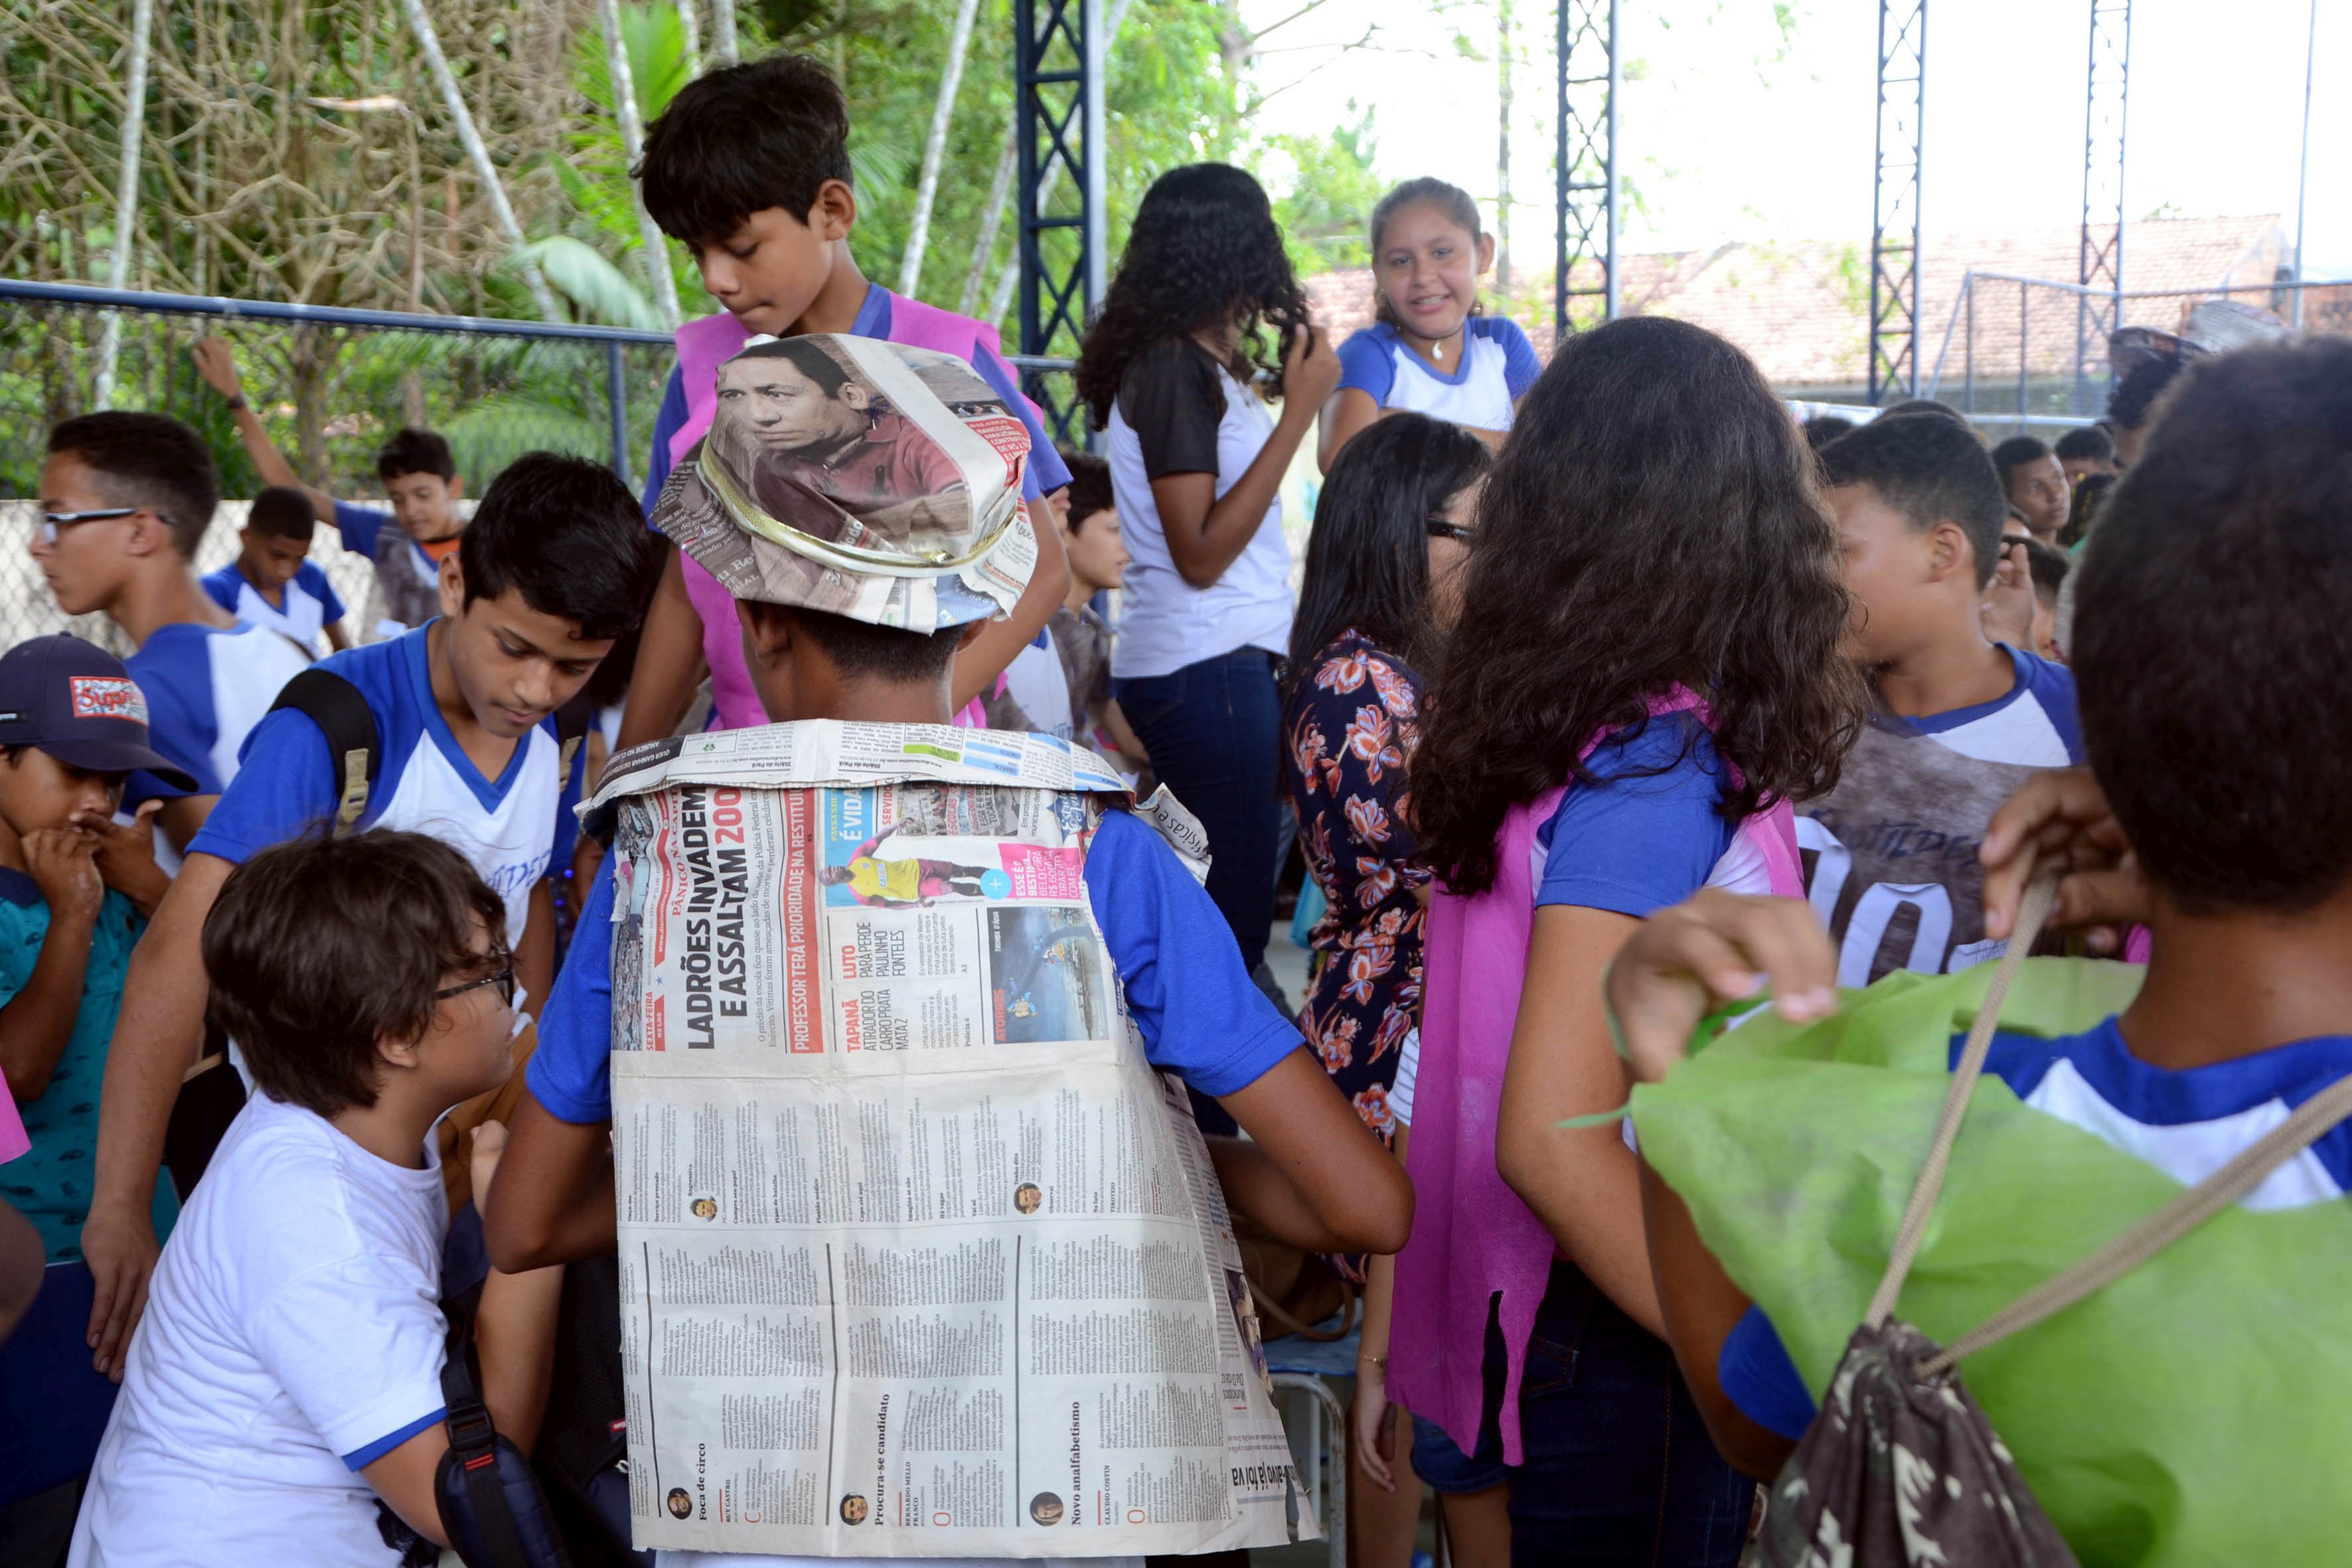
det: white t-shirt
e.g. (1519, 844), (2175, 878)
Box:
(1103, 338), (1293, 680)
(70, 1095), (449, 1568)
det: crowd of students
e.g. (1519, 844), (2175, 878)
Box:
(0, 42), (2344, 1568)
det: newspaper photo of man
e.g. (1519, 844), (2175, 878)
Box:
(1030, 1493), (1066, 1527)
(666, 1490), (693, 1520)
(714, 337), (970, 536)
(839, 1494), (870, 1525)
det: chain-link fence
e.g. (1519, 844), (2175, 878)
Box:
(1924, 273), (2351, 423)
(0, 279), (1078, 654)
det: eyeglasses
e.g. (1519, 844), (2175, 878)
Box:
(435, 966), (516, 1008)
(1426, 518), (1477, 544)
(36, 507), (140, 547)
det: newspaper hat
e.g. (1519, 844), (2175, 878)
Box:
(652, 333), (1039, 632)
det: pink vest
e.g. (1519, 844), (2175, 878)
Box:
(666, 297), (1020, 731)
(0, 1070), (25, 1166)
(1387, 691), (1804, 1465)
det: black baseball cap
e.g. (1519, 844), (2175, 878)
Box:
(0, 635), (197, 793)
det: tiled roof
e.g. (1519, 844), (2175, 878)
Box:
(1302, 214), (2292, 391)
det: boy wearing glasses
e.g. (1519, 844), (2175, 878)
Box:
(68, 830), (563, 1567)
(35, 413), (313, 857)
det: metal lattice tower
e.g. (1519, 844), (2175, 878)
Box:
(1868, 0), (1926, 405)
(2075, 0), (2131, 412)
(1553, 0), (1619, 338)
(1015, 0), (1102, 446)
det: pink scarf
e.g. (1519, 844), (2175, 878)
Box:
(1387, 690), (1803, 1465)
(666, 297), (1020, 731)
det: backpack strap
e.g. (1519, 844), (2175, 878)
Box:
(552, 690), (595, 795)
(268, 668), (380, 834)
(1922, 1065), (2352, 1375)
(436, 1318), (546, 1568)
(1864, 876), (2059, 1328)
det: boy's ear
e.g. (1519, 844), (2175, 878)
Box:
(809, 179), (857, 243)
(376, 1027), (425, 1073)
(1926, 520), (1973, 585)
(954, 620), (989, 653)
(123, 510), (174, 561)
(437, 550), (467, 620)
(738, 599), (795, 665)
(445, 474), (465, 501)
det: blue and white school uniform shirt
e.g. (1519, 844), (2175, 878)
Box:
(188, 625), (583, 947)
(1798, 647), (2082, 984)
(1718, 1019), (2352, 1441)
(1535, 714), (1778, 917)
(122, 621), (313, 810)
(200, 560), (347, 654)
(1335, 317), (1541, 434)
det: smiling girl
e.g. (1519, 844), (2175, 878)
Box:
(1320, 179), (1541, 471)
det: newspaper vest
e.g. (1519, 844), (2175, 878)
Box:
(585, 720), (1312, 1558)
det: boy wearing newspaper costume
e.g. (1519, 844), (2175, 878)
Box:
(489, 336), (1411, 1563)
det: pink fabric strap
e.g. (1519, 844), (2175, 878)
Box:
(0, 1068), (27, 1166)
(665, 301), (1000, 732)
(1388, 690), (1800, 1464)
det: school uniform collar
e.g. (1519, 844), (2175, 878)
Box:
(402, 621), (542, 813)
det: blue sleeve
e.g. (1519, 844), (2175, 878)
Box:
(299, 560), (347, 624)
(1719, 1304), (1816, 1441)
(1534, 716), (1735, 915)
(1486, 317), (1542, 399)
(643, 364), (689, 514)
(182, 708), (343, 865)
(332, 501), (388, 559)
(2023, 653), (2083, 763)
(968, 339), (1072, 501)
(1084, 809), (1302, 1095)
(527, 852), (615, 1125)
(198, 565), (241, 616)
(125, 640), (224, 802)
(1336, 329), (1397, 405)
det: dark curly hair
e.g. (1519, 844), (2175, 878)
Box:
(2072, 338), (2352, 915)
(1411, 316), (1866, 894)
(1075, 163), (1309, 428)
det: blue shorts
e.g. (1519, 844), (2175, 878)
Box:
(1411, 1411), (1507, 1496)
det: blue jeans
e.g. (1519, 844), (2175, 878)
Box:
(1508, 1259), (1752, 1567)
(1113, 650), (1283, 979)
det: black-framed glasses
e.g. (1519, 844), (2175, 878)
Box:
(36, 507), (139, 547)
(1427, 518), (1476, 544)
(435, 966), (516, 1008)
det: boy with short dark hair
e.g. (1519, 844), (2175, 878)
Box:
(1612, 338), (2352, 1558)
(615, 50), (1071, 749)
(1800, 416), (2080, 984)
(2051, 422), (2116, 485)
(486, 342), (1409, 1356)
(192, 337), (467, 635)
(35, 412), (313, 856)
(1991, 433), (2070, 543)
(70, 830), (562, 1567)
(78, 453), (659, 1378)
(0, 636), (189, 1556)
(199, 485), (352, 654)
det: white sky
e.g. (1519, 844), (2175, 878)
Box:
(1241, 0), (2351, 278)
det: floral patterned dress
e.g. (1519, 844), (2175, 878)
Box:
(1281, 629), (1429, 1151)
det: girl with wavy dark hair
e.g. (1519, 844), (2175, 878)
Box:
(1074, 163), (1340, 1004)
(1387, 315), (1865, 1566)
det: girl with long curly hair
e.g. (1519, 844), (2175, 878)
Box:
(1387, 315), (1865, 1566)
(1074, 163), (1340, 1016)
